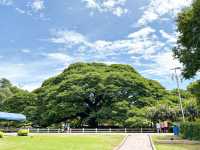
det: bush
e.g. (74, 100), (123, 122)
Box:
(17, 129), (29, 136)
(0, 131), (4, 138)
(180, 122), (200, 140)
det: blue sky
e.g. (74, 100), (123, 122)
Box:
(0, 0), (197, 91)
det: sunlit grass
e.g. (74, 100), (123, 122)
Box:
(0, 135), (124, 150)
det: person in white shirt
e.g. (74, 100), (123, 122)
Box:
(156, 122), (161, 133)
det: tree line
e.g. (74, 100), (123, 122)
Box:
(0, 63), (199, 128)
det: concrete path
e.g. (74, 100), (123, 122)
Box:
(118, 134), (153, 150)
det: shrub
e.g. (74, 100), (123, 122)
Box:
(0, 131), (4, 138)
(17, 129), (29, 136)
(180, 122), (200, 140)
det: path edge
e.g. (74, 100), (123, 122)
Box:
(149, 135), (156, 150)
(113, 134), (130, 150)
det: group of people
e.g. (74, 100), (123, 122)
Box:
(156, 121), (168, 133)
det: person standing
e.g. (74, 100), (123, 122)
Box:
(156, 122), (161, 133)
(164, 121), (168, 133)
(160, 122), (164, 133)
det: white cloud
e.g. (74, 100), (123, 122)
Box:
(15, 8), (26, 14)
(21, 49), (31, 53)
(22, 82), (42, 91)
(50, 30), (127, 61)
(141, 51), (182, 76)
(0, 0), (13, 6)
(82, 0), (128, 17)
(50, 27), (165, 60)
(128, 27), (155, 39)
(138, 0), (193, 25)
(51, 30), (89, 46)
(31, 0), (45, 12)
(160, 30), (177, 44)
(0, 58), (71, 91)
(48, 27), (184, 83)
(46, 53), (73, 64)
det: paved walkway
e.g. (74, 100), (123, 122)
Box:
(118, 134), (153, 150)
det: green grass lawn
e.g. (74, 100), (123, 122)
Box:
(0, 135), (124, 150)
(153, 135), (200, 150)
(156, 144), (200, 150)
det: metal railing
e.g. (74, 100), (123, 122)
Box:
(1, 128), (156, 133)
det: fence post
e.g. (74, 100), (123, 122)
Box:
(125, 128), (127, 133)
(140, 128), (143, 133)
(48, 128), (49, 133)
(96, 128), (97, 133)
(82, 128), (84, 133)
(37, 128), (39, 133)
(109, 128), (111, 133)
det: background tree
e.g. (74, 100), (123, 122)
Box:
(187, 80), (200, 111)
(173, 0), (200, 78)
(147, 104), (179, 123)
(0, 78), (23, 111)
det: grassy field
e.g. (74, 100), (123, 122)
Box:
(0, 135), (124, 150)
(155, 144), (200, 150)
(153, 135), (200, 150)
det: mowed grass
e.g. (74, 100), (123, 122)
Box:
(156, 144), (200, 150)
(0, 135), (124, 150)
(153, 135), (200, 150)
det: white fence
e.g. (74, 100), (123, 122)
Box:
(2, 128), (156, 133)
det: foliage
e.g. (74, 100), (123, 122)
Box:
(125, 117), (151, 128)
(125, 107), (152, 127)
(0, 63), (199, 128)
(33, 63), (168, 127)
(17, 129), (29, 136)
(183, 98), (199, 121)
(147, 104), (179, 122)
(0, 78), (37, 124)
(0, 131), (3, 138)
(4, 91), (37, 121)
(173, 0), (200, 78)
(180, 122), (200, 140)
(187, 80), (200, 107)
(0, 78), (18, 111)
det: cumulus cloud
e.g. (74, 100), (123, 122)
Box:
(20, 49), (31, 53)
(141, 51), (182, 76)
(160, 30), (177, 44)
(31, 0), (45, 12)
(50, 27), (162, 58)
(82, 0), (128, 17)
(138, 0), (193, 25)
(51, 30), (88, 46)
(49, 27), (183, 80)
(46, 52), (73, 64)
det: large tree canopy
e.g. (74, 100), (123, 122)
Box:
(0, 64), (199, 128)
(33, 63), (168, 127)
(173, 0), (200, 78)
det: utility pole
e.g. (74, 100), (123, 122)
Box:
(171, 67), (185, 122)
